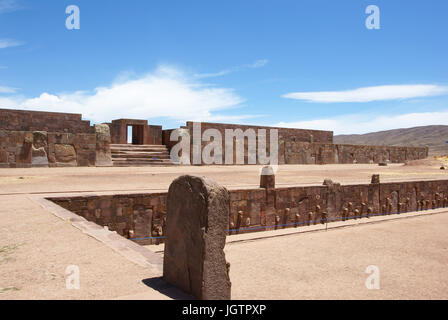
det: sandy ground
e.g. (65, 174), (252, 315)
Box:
(0, 194), (171, 300)
(0, 163), (447, 195)
(226, 211), (448, 299)
(0, 163), (447, 299)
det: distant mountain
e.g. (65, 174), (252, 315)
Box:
(334, 125), (448, 156)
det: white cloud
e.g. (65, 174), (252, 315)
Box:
(0, 85), (16, 93)
(0, 0), (20, 13)
(0, 65), (252, 123)
(283, 84), (448, 103)
(194, 69), (233, 79)
(0, 38), (23, 49)
(194, 59), (268, 79)
(276, 110), (448, 135)
(247, 59), (269, 68)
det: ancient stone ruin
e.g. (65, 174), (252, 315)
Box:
(0, 108), (428, 168)
(163, 175), (231, 300)
(50, 170), (448, 245)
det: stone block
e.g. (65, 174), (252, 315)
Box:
(95, 124), (112, 166)
(260, 166), (275, 189)
(0, 148), (8, 163)
(32, 146), (49, 167)
(163, 175), (231, 300)
(54, 144), (77, 166)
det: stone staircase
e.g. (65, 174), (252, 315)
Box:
(110, 144), (176, 166)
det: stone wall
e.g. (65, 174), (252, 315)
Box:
(163, 122), (428, 165)
(0, 108), (428, 166)
(49, 177), (448, 245)
(284, 142), (428, 164)
(0, 108), (93, 134)
(0, 130), (97, 168)
(186, 122), (334, 144)
(49, 193), (168, 244)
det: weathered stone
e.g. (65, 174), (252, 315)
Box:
(260, 166), (275, 189)
(0, 148), (8, 163)
(32, 146), (49, 167)
(33, 131), (47, 149)
(15, 142), (32, 164)
(95, 124), (112, 167)
(371, 174), (380, 184)
(163, 175), (231, 300)
(54, 144), (77, 166)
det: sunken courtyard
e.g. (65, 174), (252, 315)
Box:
(1, 107), (447, 300)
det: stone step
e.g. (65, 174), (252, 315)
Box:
(112, 153), (170, 159)
(112, 155), (171, 161)
(111, 147), (168, 152)
(111, 151), (170, 156)
(110, 144), (175, 167)
(110, 149), (168, 153)
(111, 144), (167, 148)
(112, 160), (178, 167)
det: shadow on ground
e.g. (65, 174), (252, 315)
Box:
(142, 277), (194, 300)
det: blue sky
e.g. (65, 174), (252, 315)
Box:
(1, 0), (447, 134)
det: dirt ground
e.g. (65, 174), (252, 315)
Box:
(1, 163), (447, 195)
(226, 211), (448, 299)
(0, 163), (447, 299)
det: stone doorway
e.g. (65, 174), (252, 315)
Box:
(127, 125), (144, 145)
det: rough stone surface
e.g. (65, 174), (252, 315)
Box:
(0, 148), (8, 163)
(95, 124), (113, 167)
(32, 131), (47, 148)
(54, 144), (77, 166)
(0, 108), (93, 133)
(172, 121), (428, 165)
(260, 166), (275, 189)
(371, 174), (380, 184)
(163, 175), (231, 300)
(32, 146), (49, 167)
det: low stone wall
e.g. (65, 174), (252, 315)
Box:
(285, 142), (428, 164)
(163, 122), (428, 165)
(49, 193), (168, 244)
(49, 176), (448, 245)
(0, 129), (107, 168)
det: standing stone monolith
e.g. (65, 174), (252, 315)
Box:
(95, 124), (112, 167)
(163, 175), (231, 300)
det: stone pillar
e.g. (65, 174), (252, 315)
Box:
(260, 166), (276, 228)
(260, 165), (275, 189)
(163, 175), (231, 300)
(95, 124), (112, 167)
(323, 179), (341, 220)
(369, 174), (381, 215)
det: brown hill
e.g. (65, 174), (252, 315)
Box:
(334, 125), (448, 156)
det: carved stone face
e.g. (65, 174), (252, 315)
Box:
(33, 131), (48, 149)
